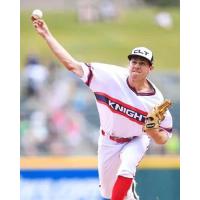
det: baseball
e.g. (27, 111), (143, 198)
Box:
(32, 9), (43, 19)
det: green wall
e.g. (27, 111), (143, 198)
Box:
(136, 169), (180, 200)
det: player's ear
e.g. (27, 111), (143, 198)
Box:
(149, 65), (154, 70)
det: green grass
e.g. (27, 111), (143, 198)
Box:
(20, 7), (179, 71)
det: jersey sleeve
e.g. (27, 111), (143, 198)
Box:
(80, 63), (93, 86)
(80, 62), (128, 92)
(159, 110), (173, 138)
(150, 82), (173, 138)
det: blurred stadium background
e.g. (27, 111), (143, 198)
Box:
(20, 0), (180, 199)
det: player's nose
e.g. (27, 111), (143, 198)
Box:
(133, 62), (141, 69)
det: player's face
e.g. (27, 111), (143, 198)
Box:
(129, 56), (153, 81)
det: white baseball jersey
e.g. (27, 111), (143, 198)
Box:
(80, 62), (173, 199)
(80, 62), (173, 138)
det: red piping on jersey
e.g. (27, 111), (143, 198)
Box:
(95, 92), (148, 115)
(85, 63), (93, 86)
(126, 78), (156, 96)
(160, 126), (173, 133)
(96, 99), (145, 125)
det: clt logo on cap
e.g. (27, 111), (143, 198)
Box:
(133, 49), (150, 56)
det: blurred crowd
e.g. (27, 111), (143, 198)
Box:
(20, 55), (180, 156)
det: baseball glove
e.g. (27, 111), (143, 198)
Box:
(143, 99), (172, 132)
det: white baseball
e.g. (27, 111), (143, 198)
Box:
(32, 9), (43, 19)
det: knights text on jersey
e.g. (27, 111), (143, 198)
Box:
(80, 62), (173, 138)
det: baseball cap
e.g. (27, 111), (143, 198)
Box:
(128, 47), (154, 64)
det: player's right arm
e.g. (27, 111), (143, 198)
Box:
(32, 19), (83, 77)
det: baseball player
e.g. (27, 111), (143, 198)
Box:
(32, 18), (173, 200)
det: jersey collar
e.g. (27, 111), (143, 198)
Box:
(126, 78), (156, 96)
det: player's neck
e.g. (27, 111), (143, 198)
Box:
(128, 77), (151, 93)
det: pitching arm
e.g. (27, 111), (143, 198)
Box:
(32, 19), (83, 77)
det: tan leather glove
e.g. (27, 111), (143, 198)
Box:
(143, 99), (172, 132)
